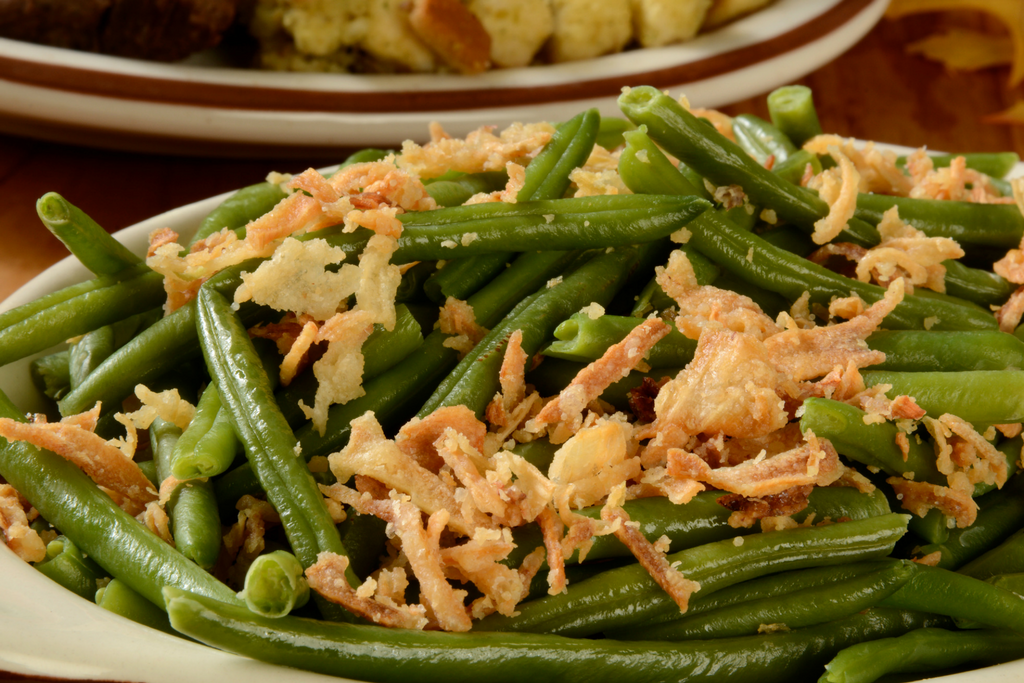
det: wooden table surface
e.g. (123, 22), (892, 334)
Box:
(1, 10), (1022, 302)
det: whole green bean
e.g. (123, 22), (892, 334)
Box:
(423, 171), (508, 207)
(680, 206), (997, 332)
(475, 513), (909, 637)
(383, 194), (711, 262)
(196, 286), (353, 586)
(36, 192), (141, 276)
(151, 416), (223, 570)
(959, 528), (1024, 581)
(0, 264), (165, 369)
(732, 113), (798, 166)
(867, 329), (1024, 371)
(863, 370), (1024, 423)
(165, 587), (936, 683)
(624, 561), (914, 641)
(0, 388), (238, 609)
(819, 627), (1024, 683)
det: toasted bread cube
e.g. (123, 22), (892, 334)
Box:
(468, 0), (554, 68)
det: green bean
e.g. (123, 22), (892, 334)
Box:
(618, 125), (704, 197)
(196, 286), (353, 587)
(766, 84), (823, 147)
(423, 253), (511, 304)
(680, 205), (997, 332)
(959, 528), (1024, 581)
(36, 192), (141, 276)
(238, 549), (310, 618)
(169, 383), (236, 481)
(57, 263), (260, 417)
(151, 416), (222, 570)
(336, 511), (389, 581)
(914, 475), (1024, 569)
(772, 149), (822, 185)
(383, 194), (711, 262)
(863, 370), (1024, 423)
(419, 242), (656, 418)
(394, 260), (437, 303)
(732, 114), (798, 167)
(506, 486), (892, 572)
(619, 86), (879, 246)
(0, 264), (165, 369)
(216, 250), (578, 504)
(757, 224), (815, 256)
(623, 561), (914, 641)
(29, 349), (70, 401)
(629, 244), (720, 316)
(95, 578), (175, 634)
(165, 586), (936, 683)
(854, 193), (1024, 250)
(422, 109), (600, 304)
(879, 563), (1024, 632)
(819, 627), (1024, 683)
(0, 388), (238, 609)
(544, 312), (695, 368)
(35, 535), (107, 601)
(942, 259), (1015, 307)
(596, 116), (635, 150)
(799, 397), (943, 485)
(475, 513), (909, 637)
(275, 304), (424, 428)
(895, 151), (1021, 179)
(867, 329), (1024, 371)
(424, 171), (508, 207)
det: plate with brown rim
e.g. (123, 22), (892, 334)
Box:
(0, 0), (887, 157)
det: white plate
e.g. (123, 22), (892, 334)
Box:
(0, 0), (887, 156)
(3, 148), (1024, 682)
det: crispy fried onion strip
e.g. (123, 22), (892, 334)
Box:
(654, 326), (794, 445)
(438, 297), (488, 356)
(485, 328), (528, 429)
(0, 484), (46, 563)
(529, 318), (670, 441)
(806, 145), (860, 245)
(397, 121), (555, 178)
(657, 249), (780, 341)
(601, 484), (700, 613)
(328, 412), (492, 536)
(0, 413), (157, 516)
(764, 278), (903, 382)
(667, 432), (842, 499)
(854, 209), (963, 293)
(318, 487), (473, 632)
(306, 552), (429, 630)
(440, 527), (527, 619)
(887, 477), (978, 529)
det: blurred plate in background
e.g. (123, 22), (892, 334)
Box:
(0, 0), (886, 157)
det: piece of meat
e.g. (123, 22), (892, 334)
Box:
(0, 0), (239, 62)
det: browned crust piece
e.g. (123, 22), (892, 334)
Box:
(408, 0), (491, 75)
